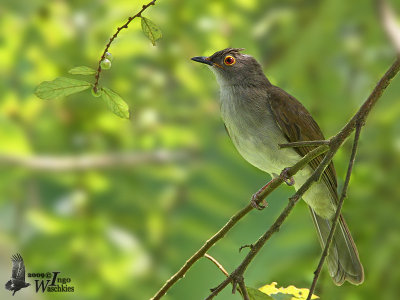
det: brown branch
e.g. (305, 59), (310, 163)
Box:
(205, 58), (400, 299)
(149, 145), (329, 300)
(306, 124), (362, 300)
(279, 140), (330, 148)
(0, 150), (188, 171)
(93, 0), (158, 93)
(205, 151), (331, 299)
(238, 280), (250, 300)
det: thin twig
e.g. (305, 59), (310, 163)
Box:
(204, 254), (229, 277)
(149, 146), (329, 300)
(279, 140), (330, 148)
(306, 124), (362, 300)
(238, 280), (250, 300)
(93, 0), (158, 92)
(204, 254), (249, 300)
(0, 150), (187, 171)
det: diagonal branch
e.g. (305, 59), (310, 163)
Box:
(279, 140), (330, 148)
(205, 59), (400, 300)
(306, 124), (362, 300)
(151, 58), (400, 300)
(205, 150), (331, 299)
(149, 145), (328, 300)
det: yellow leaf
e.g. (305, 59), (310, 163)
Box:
(259, 282), (319, 300)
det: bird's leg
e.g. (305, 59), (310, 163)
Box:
(251, 180), (272, 210)
(280, 168), (295, 186)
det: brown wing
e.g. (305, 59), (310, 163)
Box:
(267, 85), (338, 202)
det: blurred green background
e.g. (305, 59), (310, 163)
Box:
(1, 0), (400, 299)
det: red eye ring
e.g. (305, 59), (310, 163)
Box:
(224, 56), (236, 65)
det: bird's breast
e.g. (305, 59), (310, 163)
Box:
(219, 86), (301, 175)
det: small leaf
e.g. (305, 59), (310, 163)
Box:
(68, 66), (96, 75)
(35, 77), (91, 100)
(101, 87), (130, 119)
(247, 286), (274, 300)
(141, 17), (162, 46)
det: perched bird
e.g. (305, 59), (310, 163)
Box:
(5, 254), (30, 295)
(191, 48), (364, 285)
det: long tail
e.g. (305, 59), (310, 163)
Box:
(309, 208), (364, 285)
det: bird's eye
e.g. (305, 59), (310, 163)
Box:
(224, 56), (236, 66)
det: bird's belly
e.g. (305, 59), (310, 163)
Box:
(224, 113), (299, 175)
(225, 121), (336, 219)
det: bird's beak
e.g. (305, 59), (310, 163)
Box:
(191, 56), (213, 66)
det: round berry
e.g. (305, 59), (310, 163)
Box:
(91, 88), (102, 98)
(101, 58), (112, 70)
(105, 52), (114, 62)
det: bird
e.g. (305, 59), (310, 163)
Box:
(5, 253), (31, 296)
(191, 48), (364, 285)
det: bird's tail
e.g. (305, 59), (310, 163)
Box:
(309, 208), (364, 285)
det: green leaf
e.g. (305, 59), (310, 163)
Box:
(35, 77), (91, 100)
(270, 294), (293, 300)
(247, 286), (274, 300)
(101, 87), (130, 119)
(34, 77), (91, 100)
(141, 17), (162, 46)
(68, 66), (96, 75)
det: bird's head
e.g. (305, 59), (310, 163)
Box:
(191, 48), (269, 87)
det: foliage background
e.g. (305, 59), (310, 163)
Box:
(1, 0), (400, 299)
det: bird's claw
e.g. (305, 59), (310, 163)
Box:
(284, 177), (295, 186)
(251, 193), (268, 210)
(280, 167), (295, 186)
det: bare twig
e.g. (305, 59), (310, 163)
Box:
(93, 0), (158, 92)
(379, 0), (400, 54)
(204, 254), (249, 300)
(204, 254), (229, 277)
(279, 140), (330, 148)
(0, 150), (187, 171)
(306, 124), (362, 300)
(149, 146), (329, 300)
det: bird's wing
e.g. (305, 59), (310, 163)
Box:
(266, 85), (338, 202)
(11, 254), (26, 281)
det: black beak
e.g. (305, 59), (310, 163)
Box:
(191, 56), (213, 66)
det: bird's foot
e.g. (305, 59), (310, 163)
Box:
(251, 182), (271, 210)
(280, 167), (295, 186)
